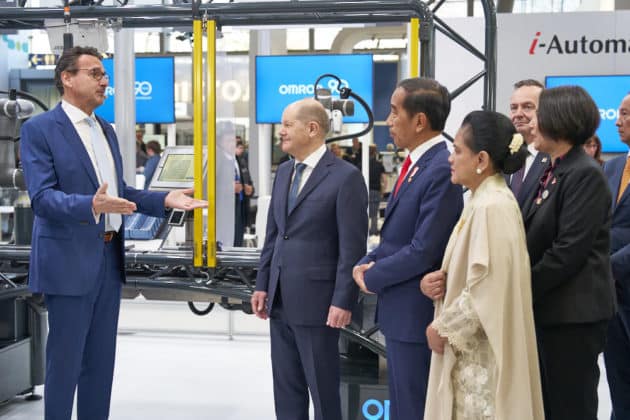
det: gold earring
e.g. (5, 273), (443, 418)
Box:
(476, 168), (482, 175)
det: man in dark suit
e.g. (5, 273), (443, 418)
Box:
(603, 92), (630, 420)
(508, 79), (550, 208)
(20, 46), (207, 420)
(353, 78), (463, 419)
(251, 98), (368, 420)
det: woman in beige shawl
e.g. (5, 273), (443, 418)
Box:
(422, 111), (544, 420)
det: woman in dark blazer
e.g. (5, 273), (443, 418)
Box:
(523, 85), (616, 420)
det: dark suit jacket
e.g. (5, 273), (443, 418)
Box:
(523, 146), (615, 326)
(256, 149), (368, 325)
(20, 103), (168, 296)
(358, 142), (463, 343)
(604, 154), (630, 305)
(512, 151), (550, 210)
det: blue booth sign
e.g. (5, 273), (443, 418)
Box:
(545, 74), (630, 153)
(255, 54), (374, 124)
(97, 56), (175, 124)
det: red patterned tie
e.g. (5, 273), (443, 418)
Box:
(394, 156), (412, 197)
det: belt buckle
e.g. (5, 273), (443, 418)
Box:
(103, 231), (115, 242)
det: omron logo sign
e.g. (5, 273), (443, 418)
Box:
(529, 31), (630, 55)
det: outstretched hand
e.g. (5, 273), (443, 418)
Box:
(92, 182), (137, 215)
(164, 188), (208, 211)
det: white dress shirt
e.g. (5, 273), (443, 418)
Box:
(292, 143), (327, 194)
(61, 100), (120, 227)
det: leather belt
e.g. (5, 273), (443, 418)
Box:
(103, 231), (117, 242)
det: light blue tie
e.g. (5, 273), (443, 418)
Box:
(288, 163), (306, 213)
(86, 117), (121, 232)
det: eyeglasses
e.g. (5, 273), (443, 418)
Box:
(74, 68), (109, 81)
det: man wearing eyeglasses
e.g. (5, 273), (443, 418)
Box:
(20, 46), (207, 420)
(508, 79), (550, 209)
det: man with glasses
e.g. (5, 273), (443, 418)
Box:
(20, 46), (207, 420)
(508, 79), (550, 209)
(603, 92), (630, 420)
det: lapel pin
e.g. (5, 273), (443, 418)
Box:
(536, 198), (542, 205)
(542, 190), (549, 200)
(551, 177), (557, 185)
(407, 166), (419, 183)
(542, 157), (548, 163)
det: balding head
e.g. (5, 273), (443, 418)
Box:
(279, 99), (330, 161)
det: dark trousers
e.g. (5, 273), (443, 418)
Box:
(269, 304), (342, 420)
(368, 189), (381, 236)
(536, 321), (609, 420)
(604, 305), (630, 420)
(385, 338), (431, 420)
(44, 239), (123, 420)
(234, 195), (245, 247)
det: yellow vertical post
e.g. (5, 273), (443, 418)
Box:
(206, 20), (217, 268)
(192, 18), (203, 267)
(409, 17), (420, 78)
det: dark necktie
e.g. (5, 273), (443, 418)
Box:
(510, 164), (526, 197)
(393, 156), (412, 197)
(288, 163), (307, 212)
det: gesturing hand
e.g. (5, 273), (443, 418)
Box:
(164, 188), (208, 211)
(92, 182), (137, 215)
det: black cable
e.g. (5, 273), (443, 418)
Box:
(311, 73), (375, 144)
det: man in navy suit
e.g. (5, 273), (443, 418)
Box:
(251, 98), (368, 420)
(603, 92), (630, 420)
(508, 79), (550, 208)
(353, 78), (463, 419)
(20, 46), (207, 420)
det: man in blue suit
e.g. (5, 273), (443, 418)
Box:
(507, 79), (550, 209)
(603, 92), (630, 420)
(251, 98), (368, 420)
(20, 46), (206, 420)
(353, 78), (463, 419)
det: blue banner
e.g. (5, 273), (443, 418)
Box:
(97, 56), (175, 124)
(255, 54), (373, 124)
(545, 75), (630, 153)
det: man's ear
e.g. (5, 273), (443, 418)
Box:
(415, 112), (427, 134)
(308, 121), (320, 138)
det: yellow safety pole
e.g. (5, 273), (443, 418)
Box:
(192, 18), (203, 267)
(409, 17), (420, 77)
(206, 19), (217, 268)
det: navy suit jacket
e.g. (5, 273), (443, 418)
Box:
(256, 150), (368, 325)
(513, 151), (550, 210)
(359, 141), (463, 343)
(605, 155), (630, 305)
(20, 103), (168, 296)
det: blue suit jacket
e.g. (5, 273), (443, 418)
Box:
(605, 155), (630, 305)
(256, 150), (368, 325)
(359, 142), (463, 343)
(20, 103), (168, 296)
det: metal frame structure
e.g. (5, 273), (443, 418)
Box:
(0, 0), (497, 357)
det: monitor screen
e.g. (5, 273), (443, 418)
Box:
(255, 54), (374, 124)
(149, 146), (205, 191)
(545, 74), (630, 153)
(97, 56), (175, 124)
(157, 154), (194, 183)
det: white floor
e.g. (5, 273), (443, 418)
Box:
(0, 300), (615, 419)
